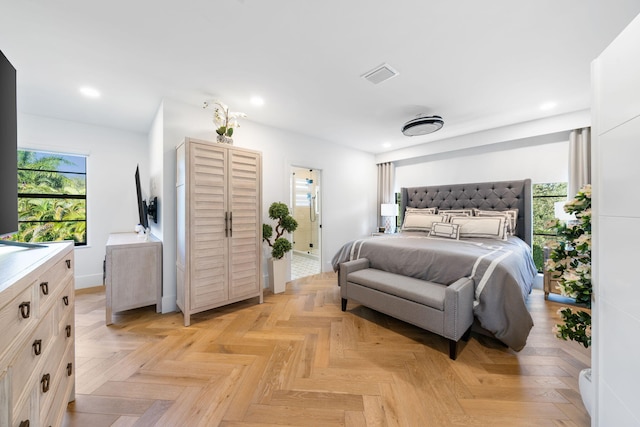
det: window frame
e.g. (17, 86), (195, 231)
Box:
(532, 182), (568, 272)
(15, 149), (88, 246)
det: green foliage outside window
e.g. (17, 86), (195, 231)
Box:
(532, 182), (567, 272)
(6, 150), (87, 245)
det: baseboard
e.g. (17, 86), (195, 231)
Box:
(74, 273), (103, 290)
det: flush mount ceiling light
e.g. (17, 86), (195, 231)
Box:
(79, 86), (100, 98)
(401, 114), (444, 136)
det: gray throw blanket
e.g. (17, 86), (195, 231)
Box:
(332, 233), (537, 351)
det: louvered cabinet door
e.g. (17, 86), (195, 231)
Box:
(189, 141), (229, 309)
(228, 148), (262, 299)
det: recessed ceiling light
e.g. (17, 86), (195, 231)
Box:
(382, 142), (392, 148)
(79, 86), (101, 99)
(250, 96), (264, 106)
(539, 101), (556, 111)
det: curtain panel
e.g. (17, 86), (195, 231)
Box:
(377, 162), (395, 226)
(569, 127), (591, 199)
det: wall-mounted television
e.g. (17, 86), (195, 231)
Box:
(135, 165), (158, 231)
(0, 50), (18, 238)
(135, 165), (149, 230)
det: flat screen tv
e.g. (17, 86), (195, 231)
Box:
(0, 50), (18, 238)
(135, 165), (149, 230)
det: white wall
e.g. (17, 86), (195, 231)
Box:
(394, 133), (570, 190)
(592, 13), (640, 426)
(18, 114), (149, 288)
(152, 99), (377, 312)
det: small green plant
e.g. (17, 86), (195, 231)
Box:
(262, 202), (298, 259)
(545, 184), (591, 348)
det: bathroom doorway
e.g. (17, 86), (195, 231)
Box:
(290, 167), (321, 279)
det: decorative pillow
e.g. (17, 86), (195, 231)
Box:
(405, 207), (438, 215)
(441, 212), (470, 223)
(473, 208), (518, 235)
(429, 222), (460, 240)
(440, 209), (474, 216)
(401, 213), (445, 232)
(450, 216), (508, 240)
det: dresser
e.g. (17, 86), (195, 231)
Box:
(176, 138), (263, 326)
(105, 232), (162, 325)
(0, 242), (75, 427)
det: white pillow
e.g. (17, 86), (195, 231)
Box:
(405, 207), (438, 215)
(450, 216), (508, 240)
(429, 222), (460, 240)
(473, 208), (518, 236)
(402, 213), (445, 232)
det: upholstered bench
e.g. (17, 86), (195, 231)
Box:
(339, 258), (474, 360)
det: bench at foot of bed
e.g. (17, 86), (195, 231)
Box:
(339, 258), (474, 360)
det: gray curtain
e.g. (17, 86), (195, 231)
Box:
(377, 162), (395, 226)
(568, 127), (591, 198)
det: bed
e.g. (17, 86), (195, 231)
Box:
(332, 179), (538, 351)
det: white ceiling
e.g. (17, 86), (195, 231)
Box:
(1, 1), (639, 154)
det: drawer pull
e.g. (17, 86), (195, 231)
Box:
(19, 301), (31, 318)
(66, 324), (72, 337)
(62, 295), (69, 306)
(67, 362), (73, 376)
(33, 339), (42, 356)
(40, 281), (49, 295)
(19, 421), (30, 427)
(66, 259), (71, 269)
(41, 373), (50, 393)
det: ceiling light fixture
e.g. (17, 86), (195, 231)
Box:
(539, 101), (557, 111)
(79, 86), (100, 99)
(250, 96), (264, 106)
(401, 114), (444, 136)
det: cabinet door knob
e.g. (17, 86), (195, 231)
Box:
(41, 373), (50, 393)
(19, 302), (31, 319)
(33, 339), (42, 356)
(67, 362), (73, 376)
(62, 295), (69, 306)
(19, 421), (30, 427)
(66, 324), (72, 338)
(40, 281), (49, 295)
(66, 259), (71, 269)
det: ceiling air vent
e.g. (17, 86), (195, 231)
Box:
(361, 63), (399, 84)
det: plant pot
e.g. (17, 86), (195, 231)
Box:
(216, 134), (233, 144)
(268, 257), (287, 294)
(579, 368), (593, 416)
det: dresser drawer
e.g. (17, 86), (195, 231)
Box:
(10, 311), (54, 408)
(0, 285), (36, 361)
(56, 278), (74, 334)
(36, 325), (68, 423)
(38, 255), (73, 317)
(11, 386), (33, 427)
(42, 345), (74, 427)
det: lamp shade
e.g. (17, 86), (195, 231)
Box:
(381, 203), (397, 217)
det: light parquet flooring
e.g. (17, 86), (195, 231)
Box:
(64, 273), (590, 427)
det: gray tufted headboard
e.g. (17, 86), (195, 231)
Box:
(400, 179), (532, 247)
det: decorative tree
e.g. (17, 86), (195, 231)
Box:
(545, 184), (592, 348)
(262, 202), (298, 259)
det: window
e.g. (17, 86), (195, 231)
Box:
(10, 150), (87, 246)
(532, 182), (567, 272)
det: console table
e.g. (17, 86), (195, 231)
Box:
(105, 232), (162, 325)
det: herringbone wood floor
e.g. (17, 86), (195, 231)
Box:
(63, 273), (590, 427)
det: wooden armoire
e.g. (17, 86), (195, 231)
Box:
(176, 137), (263, 326)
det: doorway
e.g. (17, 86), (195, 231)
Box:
(290, 167), (321, 279)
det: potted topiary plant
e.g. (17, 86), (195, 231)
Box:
(545, 183), (592, 414)
(263, 202), (298, 293)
